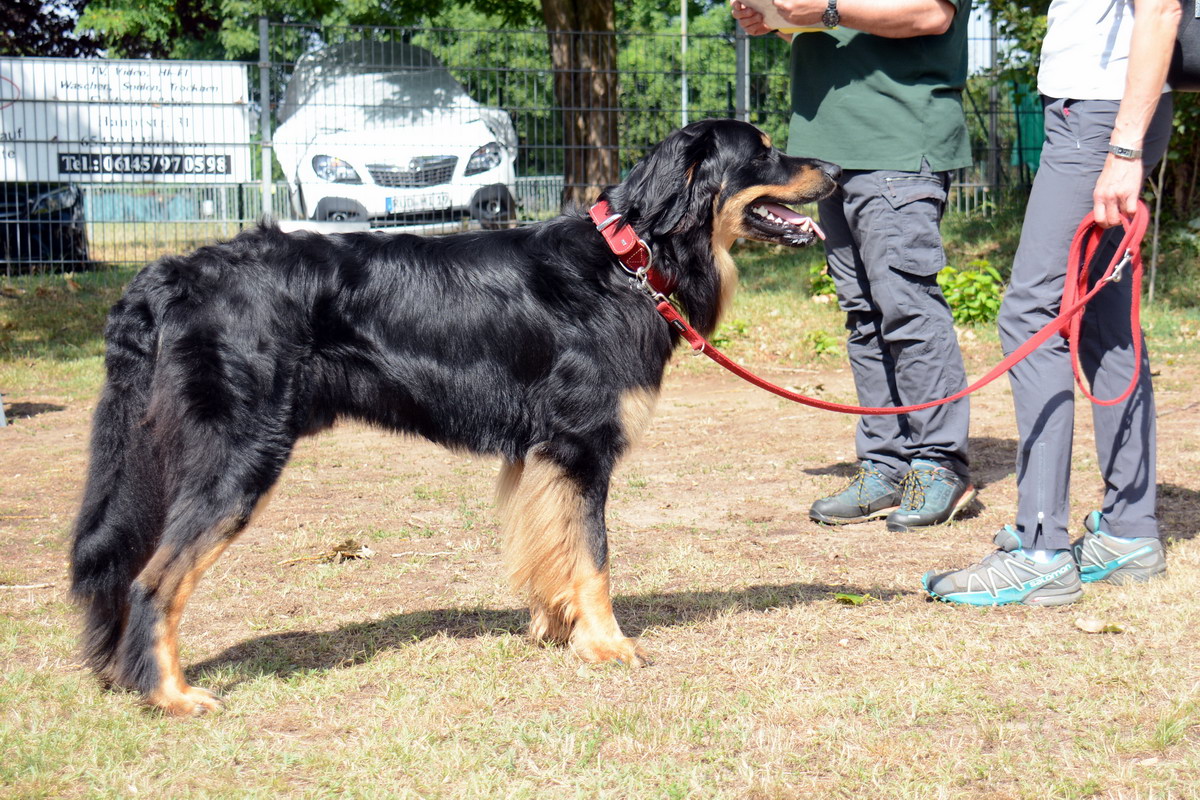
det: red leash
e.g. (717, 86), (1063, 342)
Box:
(591, 200), (1149, 416)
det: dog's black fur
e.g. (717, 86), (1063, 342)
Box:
(69, 119), (839, 714)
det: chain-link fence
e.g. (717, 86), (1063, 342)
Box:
(1, 12), (1035, 278)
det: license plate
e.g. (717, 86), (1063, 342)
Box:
(386, 192), (451, 214)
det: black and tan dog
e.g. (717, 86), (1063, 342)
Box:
(69, 119), (839, 714)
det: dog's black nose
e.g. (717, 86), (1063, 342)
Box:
(820, 161), (842, 182)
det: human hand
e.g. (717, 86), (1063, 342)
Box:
(1092, 154), (1145, 229)
(770, 0), (824, 28)
(730, 1), (776, 36)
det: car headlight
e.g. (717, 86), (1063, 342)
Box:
(311, 155), (362, 184)
(464, 142), (503, 176)
(31, 186), (80, 215)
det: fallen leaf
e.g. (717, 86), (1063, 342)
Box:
(278, 538), (374, 566)
(1075, 617), (1125, 634)
(833, 592), (872, 606)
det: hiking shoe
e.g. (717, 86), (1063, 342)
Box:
(923, 526), (1083, 606)
(808, 461), (901, 525)
(885, 459), (977, 532)
(1072, 511), (1166, 585)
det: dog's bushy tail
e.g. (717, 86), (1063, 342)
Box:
(69, 282), (165, 677)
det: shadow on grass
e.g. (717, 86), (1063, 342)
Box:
(3, 402), (66, 419)
(187, 579), (916, 686)
(800, 435), (1017, 493)
(1160, 483), (1200, 545)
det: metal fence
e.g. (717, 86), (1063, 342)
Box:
(1, 10), (1033, 277)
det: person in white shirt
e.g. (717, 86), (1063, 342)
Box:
(924, 0), (1182, 606)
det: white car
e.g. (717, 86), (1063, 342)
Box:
(274, 42), (518, 228)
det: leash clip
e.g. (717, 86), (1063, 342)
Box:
(628, 263), (668, 305)
(1105, 249), (1133, 283)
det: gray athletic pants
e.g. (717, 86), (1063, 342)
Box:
(998, 96), (1174, 550)
(818, 162), (970, 484)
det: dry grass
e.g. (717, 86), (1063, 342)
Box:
(2, 245), (1199, 798)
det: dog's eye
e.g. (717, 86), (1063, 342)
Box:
(754, 150), (772, 162)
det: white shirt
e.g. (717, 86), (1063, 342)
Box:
(1038, 0), (1145, 99)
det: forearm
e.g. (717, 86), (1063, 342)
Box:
(772, 0), (957, 38)
(1111, 0), (1181, 148)
(1091, 0), (1181, 226)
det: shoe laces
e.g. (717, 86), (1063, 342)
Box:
(900, 465), (959, 511)
(898, 469), (928, 511)
(848, 463), (881, 504)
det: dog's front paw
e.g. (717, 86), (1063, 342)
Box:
(148, 684), (224, 717)
(572, 635), (652, 668)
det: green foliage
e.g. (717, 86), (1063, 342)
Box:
(807, 260), (835, 297)
(803, 328), (842, 358)
(77, 0), (540, 59)
(615, 4), (791, 165)
(983, 0), (1050, 79)
(938, 259), (1005, 326)
(711, 318), (750, 348)
(1, 0), (101, 56)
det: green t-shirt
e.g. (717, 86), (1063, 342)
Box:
(786, 0), (971, 172)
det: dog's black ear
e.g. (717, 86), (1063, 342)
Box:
(609, 123), (718, 238)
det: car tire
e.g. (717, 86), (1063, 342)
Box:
(312, 197), (368, 222)
(470, 184), (516, 230)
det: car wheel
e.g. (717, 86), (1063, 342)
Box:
(470, 184), (516, 230)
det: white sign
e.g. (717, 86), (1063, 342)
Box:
(0, 57), (253, 183)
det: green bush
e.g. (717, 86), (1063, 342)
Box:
(711, 318), (749, 348)
(807, 261), (836, 296)
(938, 259), (1005, 326)
(802, 328), (842, 358)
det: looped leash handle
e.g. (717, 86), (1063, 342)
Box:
(1063, 201), (1149, 406)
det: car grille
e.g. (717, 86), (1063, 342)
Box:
(368, 156), (458, 188)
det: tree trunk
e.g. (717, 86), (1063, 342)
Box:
(541, 0), (619, 205)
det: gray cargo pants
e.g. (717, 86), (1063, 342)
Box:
(998, 96), (1174, 550)
(818, 162), (970, 484)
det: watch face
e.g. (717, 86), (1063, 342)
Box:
(822, 4), (840, 27)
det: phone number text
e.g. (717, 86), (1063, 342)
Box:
(57, 153), (233, 175)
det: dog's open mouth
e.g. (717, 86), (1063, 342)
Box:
(745, 200), (825, 247)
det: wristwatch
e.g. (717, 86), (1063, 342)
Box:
(1108, 143), (1143, 160)
(822, 0), (840, 28)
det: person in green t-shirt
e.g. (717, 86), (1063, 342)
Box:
(732, 0), (976, 533)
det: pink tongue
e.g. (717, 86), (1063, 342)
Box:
(761, 202), (825, 240)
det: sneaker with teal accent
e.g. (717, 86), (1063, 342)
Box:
(1072, 511), (1166, 585)
(885, 459), (977, 532)
(808, 461), (901, 525)
(923, 526), (1083, 606)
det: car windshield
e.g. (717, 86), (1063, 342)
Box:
(278, 42), (478, 131)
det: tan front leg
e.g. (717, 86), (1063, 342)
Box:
(564, 566), (649, 667)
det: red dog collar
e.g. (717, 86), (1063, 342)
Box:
(588, 200), (675, 297)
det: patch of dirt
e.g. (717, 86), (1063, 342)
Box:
(2, 346), (1198, 675)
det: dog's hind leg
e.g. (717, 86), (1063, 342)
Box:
(113, 453), (284, 715)
(499, 435), (649, 668)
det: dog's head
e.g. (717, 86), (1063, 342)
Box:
(602, 119), (840, 334)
